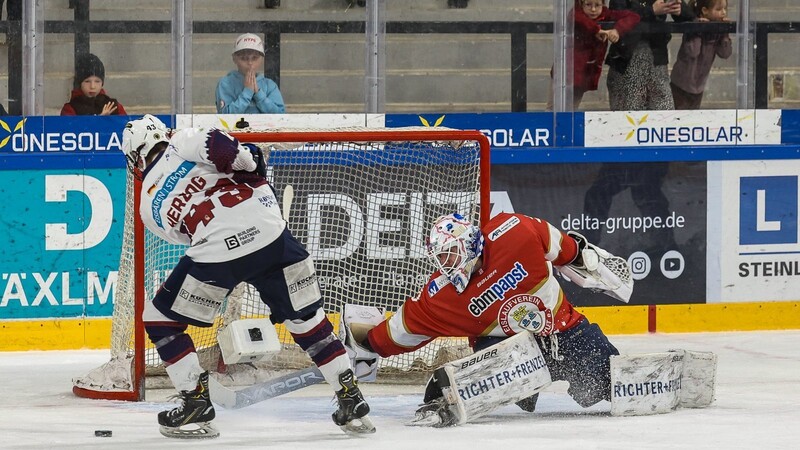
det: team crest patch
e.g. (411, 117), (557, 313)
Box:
(498, 294), (546, 334)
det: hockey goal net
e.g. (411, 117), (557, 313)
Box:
(73, 127), (490, 400)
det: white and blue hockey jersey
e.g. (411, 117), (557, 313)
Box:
(139, 127), (285, 263)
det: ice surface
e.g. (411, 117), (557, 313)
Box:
(1, 331), (798, 449)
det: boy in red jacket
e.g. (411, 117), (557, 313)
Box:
(61, 53), (127, 116)
(548, 0), (640, 110)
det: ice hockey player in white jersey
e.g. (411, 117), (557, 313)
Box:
(120, 115), (374, 438)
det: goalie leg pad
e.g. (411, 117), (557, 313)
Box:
(472, 335), (540, 412)
(675, 349), (717, 408)
(414, 332), (552, 426)
(610, 349), (717, 416)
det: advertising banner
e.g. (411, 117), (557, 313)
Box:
(707, 159), (800, 302)
(387, 112), (558, 151)
(0, 168), (125, 319)
(0, 115), (172, 170)
(0, 115), (128, 154)
(490, 162), (707, 306)
(584, 110), (781, 148)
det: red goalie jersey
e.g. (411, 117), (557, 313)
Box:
(367, 213), (586, 357)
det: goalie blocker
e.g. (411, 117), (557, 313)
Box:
(411, 331), (552, 427)
(338, 304), (384, 382)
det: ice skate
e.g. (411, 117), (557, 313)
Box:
(158, 371), (219, 439)
(332, 369), (375, 434)
(409, 397), (458, 428)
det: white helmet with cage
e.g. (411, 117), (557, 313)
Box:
(427, 213), (484, 293)
(121, 114), (170, 175)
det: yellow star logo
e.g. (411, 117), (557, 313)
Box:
(418, 115), (446, 127)
(0, 118), (25, 149)
(625, 114), (648, 141)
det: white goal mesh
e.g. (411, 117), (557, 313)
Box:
(73, 127), (490, 400)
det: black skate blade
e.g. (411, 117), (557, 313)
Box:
(339, 414), (376, 435)
(159, 422), (220, 439)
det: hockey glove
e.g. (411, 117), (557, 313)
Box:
(243, 143), (267, 179)
(558, 230), (634, 302)
(338, 304), (383, 382)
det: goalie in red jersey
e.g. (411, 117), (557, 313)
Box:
(342, 212), (633, 426)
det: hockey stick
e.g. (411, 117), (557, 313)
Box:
(282, 184), (294, 220)
(209, 366), (325, 410)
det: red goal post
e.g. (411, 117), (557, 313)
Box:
(73, 126), (490, 401)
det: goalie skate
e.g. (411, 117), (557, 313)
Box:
(408, 397), (458, 428)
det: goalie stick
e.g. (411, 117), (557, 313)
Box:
(209, 366), (325, 409)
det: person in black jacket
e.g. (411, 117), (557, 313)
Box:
(60, 53), (127, 116)
(605, 0), (694, 111)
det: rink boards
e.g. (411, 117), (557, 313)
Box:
(1, 111), (798, 350)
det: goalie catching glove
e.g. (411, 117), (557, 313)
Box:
(557, 231), (634, 303)
(338, 304), (384, 382)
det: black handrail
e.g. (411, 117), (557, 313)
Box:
(1, 9), (789, 116)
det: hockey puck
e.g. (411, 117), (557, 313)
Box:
(94, 430), (112, 437)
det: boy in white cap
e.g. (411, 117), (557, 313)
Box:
(215, 33), (286, 114)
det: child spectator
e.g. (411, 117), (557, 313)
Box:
(670, 0), (732, 109)
(215, 33), (285, 114)
(606, 0), (695, 111)
(60, 53), (126, 116)
(547, 0), (640, 110)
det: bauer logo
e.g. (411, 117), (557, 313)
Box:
(739, 176), (798, 245)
